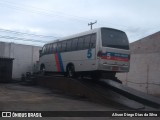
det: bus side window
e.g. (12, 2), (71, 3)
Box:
(77, 37), (84, 50)
(84, 35), (91, 49)
(42, 45), (46, 55)
(61, 41), (67, 52)
(66, 40), (72, 52)
(57, 42), (62, 52)
(90, 33), (96, 48)
(48, 44), (52, 54)
(71, 38), (78, 51)
(53, 43), (57, 53)
(50, 43), (54, 53)
(47, 44), (50, 54)
(46, 44), (49, 54)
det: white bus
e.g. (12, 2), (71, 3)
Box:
(39, 27), (130, 79)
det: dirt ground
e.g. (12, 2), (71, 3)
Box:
(0, 82), (159, 120)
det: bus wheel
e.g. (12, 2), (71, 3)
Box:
(67, 65), (75, 78)
(40, 64), (46, 75)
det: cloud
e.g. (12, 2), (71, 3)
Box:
(0, 0), (160, 45)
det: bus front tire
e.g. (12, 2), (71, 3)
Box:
(40, 64), (46, 75)
(67, 65), (75, 78)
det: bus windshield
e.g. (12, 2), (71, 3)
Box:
(101, 28), (129, 50)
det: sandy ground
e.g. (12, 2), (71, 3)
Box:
(0, 83), (159, 120)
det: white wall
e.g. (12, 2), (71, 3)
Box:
(0, 42), (11, 57)
(0, 42), (41, 79)
(116, 31), (160, 96)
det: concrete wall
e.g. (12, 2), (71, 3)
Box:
(0, 42), (41, 79)
(116, 31), (160, 96)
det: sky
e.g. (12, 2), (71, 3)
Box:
(0, 0), (159, 46)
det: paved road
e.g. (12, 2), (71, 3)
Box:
(0, 83), (159, 120)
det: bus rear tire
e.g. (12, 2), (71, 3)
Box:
(67, 65), (76, 78)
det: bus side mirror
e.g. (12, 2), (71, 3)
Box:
(39, 50), (42, 57)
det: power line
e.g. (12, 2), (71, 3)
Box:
(0, 0), (94, 23)
(0, 0), (91, 33)
(0, 35), (50, 43)
(1, 0), (148, 33)
(1, 0), (160, 34)
(0, 28), (59, 45)
(0, 28), (59, 39)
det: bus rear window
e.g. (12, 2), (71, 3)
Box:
(101, 28), (129, 50)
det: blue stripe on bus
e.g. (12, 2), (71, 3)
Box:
(57, 53), (64, 72)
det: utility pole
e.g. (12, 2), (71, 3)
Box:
(88, 21), (97, 30)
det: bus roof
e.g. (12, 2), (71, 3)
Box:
(47, 27), (124, 44)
